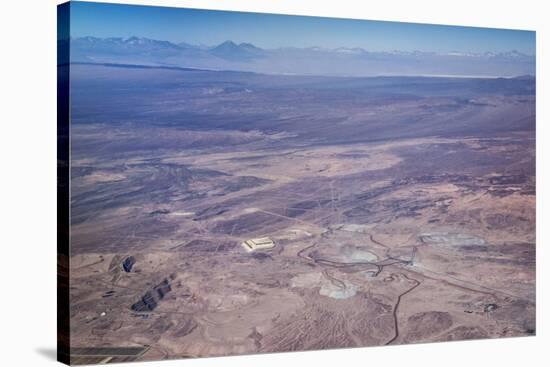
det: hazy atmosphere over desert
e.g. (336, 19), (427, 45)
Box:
(59, 2), (536, 364)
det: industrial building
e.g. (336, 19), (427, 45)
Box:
(241, 237), (275, 252)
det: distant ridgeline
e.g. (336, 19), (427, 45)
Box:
(70, 36), (535, 78)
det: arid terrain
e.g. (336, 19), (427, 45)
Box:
(67, 64), (535, 364)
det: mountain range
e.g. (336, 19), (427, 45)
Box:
(68, 36), (536, 78)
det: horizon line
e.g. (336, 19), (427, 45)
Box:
(67, 35), (536, 57)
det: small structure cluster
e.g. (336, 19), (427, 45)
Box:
(241, 237), (275, 252)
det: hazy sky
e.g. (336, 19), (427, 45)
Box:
(69, 1), (536, 55)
